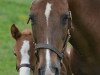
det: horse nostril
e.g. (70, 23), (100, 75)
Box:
(51, 66), (60, 75)
(38, 66), (45, 75)
(38, 69), (45, 75)
(55, 68), (60, 75)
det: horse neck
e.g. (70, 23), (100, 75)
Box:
(68, 0), (100, 44)
(68, 0), (100, 22)
(68, 0), (100, 60)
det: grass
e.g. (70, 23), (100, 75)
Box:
(0, 0), (33, 75)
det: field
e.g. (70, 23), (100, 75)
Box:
(0, 0), (32, 75)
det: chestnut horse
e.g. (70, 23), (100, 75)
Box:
(11, 24), (71, 75)
(11, 24), (36, 75)
(28, 0), (72, 75)
(67, 0), (100, 75)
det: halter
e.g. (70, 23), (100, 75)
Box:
(35, 43), (64, 59)
(16, 64), (35, 72)
(34, 11), (72, 60)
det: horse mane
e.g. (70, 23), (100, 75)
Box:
(22, 29), (32, 35)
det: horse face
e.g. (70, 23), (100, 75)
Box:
(30, 0), (69, 75)
(11, 24), (35, 75)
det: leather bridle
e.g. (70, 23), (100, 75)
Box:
(16, 64), (35, 72)
(35, 43), (64, 59)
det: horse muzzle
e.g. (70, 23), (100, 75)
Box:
(37, 63), (61, 75)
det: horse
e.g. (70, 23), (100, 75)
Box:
(11, 24), (36, 75)
(67, 0), (100, 75)
(11, 24), (71, 75)
(27, 0), (73, 75)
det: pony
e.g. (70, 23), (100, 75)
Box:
(67, 0), (100, 75)
(28, 0), (72, 75)
(11, 24), (72, 75)
(11, 24), (36, 75)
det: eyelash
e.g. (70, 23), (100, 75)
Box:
(61, 14), (68, 25)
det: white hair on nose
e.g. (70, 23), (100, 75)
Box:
(44, 2), (55, 75)
(19, 40), (30, 75)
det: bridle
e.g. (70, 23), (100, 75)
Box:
(16, 64), (35, 72)
(34, 11), (72, 60)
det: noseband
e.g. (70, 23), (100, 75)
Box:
(35, 43), (64, 59)
(16, 64), (35, 72)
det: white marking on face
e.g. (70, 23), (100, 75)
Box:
(19, 40), (30, 75)
(46, 38), (51, 68)
(45, 2), (52, 26)
(46, 50), (50, 68)
(20, 40), (30, 64)
(45, 2), (52, 69)
(67, 48), (71, 55)
(45, 3), (55, 75)
(19, 68), (30, 75)
(45, 48), (55, 75)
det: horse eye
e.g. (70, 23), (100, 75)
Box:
(61, 14), (68, 25)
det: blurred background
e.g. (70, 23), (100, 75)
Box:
(0, 0), (33, 75)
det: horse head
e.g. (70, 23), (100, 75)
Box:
(11, 24), (36, 75)
(28, 0), (72, 75)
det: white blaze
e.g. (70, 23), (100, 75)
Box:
(46, 38), (50, 68)
(45, 2), (52, 68)
(45, 2), (52, 26)
(19, 40), (30, 75)
(45, 2), (55, 75)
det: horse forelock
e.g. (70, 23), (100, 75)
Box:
(22, 29), (32, 35)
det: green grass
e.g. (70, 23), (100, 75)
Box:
(0, 0), (32, 75)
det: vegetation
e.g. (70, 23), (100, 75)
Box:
(0, 0), (32, 75)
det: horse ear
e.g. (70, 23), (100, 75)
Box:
(11, 24), (21, 40)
